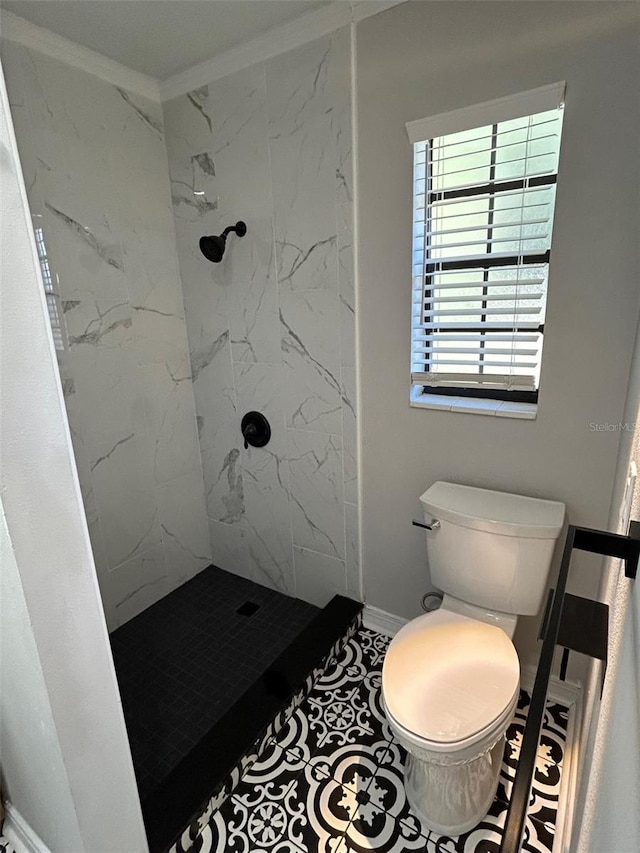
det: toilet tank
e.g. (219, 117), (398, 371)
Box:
(420, 482), (566, 616)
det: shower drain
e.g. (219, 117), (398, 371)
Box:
(236, 601), (260, 617)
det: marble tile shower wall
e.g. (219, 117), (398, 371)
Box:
(2, 42), (211, 629)
(163, 28), (359, 607)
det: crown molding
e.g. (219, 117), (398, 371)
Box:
(0, 9), (161, 102)
(0, 2), (406, 105)
(160, 0), (406, 102)
(350, 0), (405, 23)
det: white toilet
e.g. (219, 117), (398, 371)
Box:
(381, 481), (565, 836)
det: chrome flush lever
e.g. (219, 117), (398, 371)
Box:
(412, 518), (441, 531)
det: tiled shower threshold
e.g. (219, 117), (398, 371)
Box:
(109, 565), (362, 852)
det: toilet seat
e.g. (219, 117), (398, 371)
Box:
(382, 609), (520, 752)
(383, 688), (518, 762)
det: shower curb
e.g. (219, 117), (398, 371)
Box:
(143, 595), (362, 853)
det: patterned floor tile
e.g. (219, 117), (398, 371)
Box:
(299, 762), (361, 842)
(358, 667), (397, 742)
(308, 682), (383, 746)
(202, 743), (413, 852)
(529, 816), (556, 851)
(201, 757), (348, 852)
(544, 702), (570, 739)
(307, 738), (392, 794)
(241, 739), (307, 782)
(310, 657), (366, 696)
(340, 786), (429, 853)
(272, 679), (390, 771)
(333, 627), (391, 677)
(510, 697), (565, 768)
(362, 740), (417, 823)
(499, 712), (564, 822)
(324, 617), (362, 670)
(180, 628), (570, 853)
(425, 797), (552, 853)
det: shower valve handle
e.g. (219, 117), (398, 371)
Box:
(243, 423), (257, 449)
(241, 411), (271, 450)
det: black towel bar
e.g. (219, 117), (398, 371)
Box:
(500, 521), (638, 852)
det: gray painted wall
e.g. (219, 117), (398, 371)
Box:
(356, 1), (640, 668)
(0, 507), (83, 851)
(575, 321), (640, 851)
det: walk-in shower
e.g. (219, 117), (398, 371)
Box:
(1, 17), (358, 850)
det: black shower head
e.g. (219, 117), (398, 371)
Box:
(199, 234), (226, 263)
(199, 221), (247, 263)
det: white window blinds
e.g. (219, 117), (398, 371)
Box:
(35, 226), (64, 352)
(408, 86), (564, 398)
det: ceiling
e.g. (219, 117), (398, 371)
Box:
(1, 1), (331, 79)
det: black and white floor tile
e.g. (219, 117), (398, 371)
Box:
(170, 614), (363, 853)
(176, 626), (570, 853)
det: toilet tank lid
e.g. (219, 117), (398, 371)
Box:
(420, 482), (566, 539)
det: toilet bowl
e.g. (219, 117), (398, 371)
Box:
(382, 608), (520, 835)
(381, 481), (565, 836)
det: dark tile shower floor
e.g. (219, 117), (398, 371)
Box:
(110, 565), (319, 801)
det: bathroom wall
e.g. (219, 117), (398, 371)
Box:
(0, 63), (147, 850)
(1, 41), (211, 629)
(356, 1), (640, 667)
(1, 505), (83, 851)
(575, 310), (640, 851)
(163, 28), (358, 607)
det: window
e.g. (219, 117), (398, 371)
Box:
(407, 84), (565, 411)
(34, 225), (64, 352)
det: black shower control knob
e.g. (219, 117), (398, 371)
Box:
(241, 412), (271, 449)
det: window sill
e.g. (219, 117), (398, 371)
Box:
(409, 389), (537, 420)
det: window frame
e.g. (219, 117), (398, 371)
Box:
(407, 84), (565, 413)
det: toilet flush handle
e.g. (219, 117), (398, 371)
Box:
(412, 518), (441, 531)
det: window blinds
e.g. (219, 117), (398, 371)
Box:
(35, 226), (64, 352)
(409, 86), (564, 397)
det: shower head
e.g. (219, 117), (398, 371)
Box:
(199, 220), (247, 263)
(199, 234), (226, 263)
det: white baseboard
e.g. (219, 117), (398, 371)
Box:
(555, 687), (580, 853)
(363, 605), (408, 637)
(3, 803), (52, 853)
(519, 664), (582, 853)
(520, 663), (582, 708)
